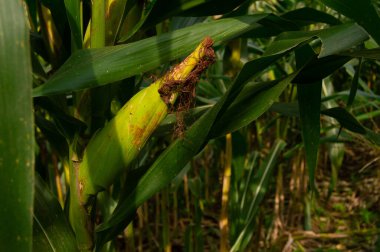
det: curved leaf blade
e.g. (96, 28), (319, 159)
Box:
(33, 14), (268, 97)
(322, 107), (366, 134)
(0, 0), (34, 250)
(263, 23), (368, 57)
(212, 74), (296, 137)
(296, 45), (321, 192)
(231, 140), (287, 251)
(281, 7), (341, 26)
(33, 174), (78, 252)
(143, 0), (248, 28)
(64, 0), (82, 50)
(321, 0), (380, 45)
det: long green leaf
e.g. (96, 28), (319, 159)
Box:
(40, 0), (69, 42)
(94, 48), (282, 247)
(263, 22), (368, 57)
(0, 0), (34, 250)
(322, 107), (380, 146)
(117, 0), (157, 43)
(33, 174), (78, 252)
(230, 140), (287, 251)
(298, 81), (321, 192)
(317, 23), (368, 58)
(33, 14), (268, 97)
(347, 57), (362, 109)
(340, 48), (380, 59)
(143, 0), (248, 28)
(292, 55), (351, 83)
(296, 45), (321, 192)
(281, 7), (341, 26)
(321, 0), (380, 45)
(322, 79), (344, 198)
(322, 107), (366, 134)
(211, 74), (295, 137)
(64, 0), (82, 50)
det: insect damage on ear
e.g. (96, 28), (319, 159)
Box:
(158, 37), (215, 137)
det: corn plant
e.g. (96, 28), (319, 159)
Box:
(2, 0), (380, 251)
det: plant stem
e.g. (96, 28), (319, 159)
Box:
(220, 133), (232, 252)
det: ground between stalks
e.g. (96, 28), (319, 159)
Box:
(159, 37), (215, 137)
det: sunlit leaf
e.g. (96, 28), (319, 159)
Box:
(33, 15), (268, 97)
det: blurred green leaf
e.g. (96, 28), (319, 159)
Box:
(296, 45), (321, 191)
(33, 14), (268, 97)
(212, 74), (296, 137)
(243, 14), (300, 38)
(321, 0), (380, 45)
(0, 0), (34, 250)
(35, 115), (68, 158)
(244, 8), (341, 39)
(298, 81), (321, 192)
(270, 102), (299, 117)
(143, 0), (248, 28)
(322, 107), (366, 134)
(347, 57), (362, 109)
(322, 107), (380, 146)
(292, 55), (351, 83)
(231, 140), (287, 251)
(281, 7), (341, 26)
(34, 97), (87, 140)
(33, 174), (78, 251)
(322, 79), (345, 198)
(263, 30), (319, 56)
(117, 0), (157, 43)
(64, 0), (82, 50)
(263, 23), (368, 57)
(318, 23), (368, 58)
(104, 0), (132, 45)
(40, 0), (69, 41)
(340, 48), (380, 60)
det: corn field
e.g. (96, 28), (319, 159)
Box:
(1, 0), (380, 251)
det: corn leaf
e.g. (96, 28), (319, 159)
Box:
(40, 0), (69, 41)
(281, 7), (341, 26)
(64, 0), (82, 50)
(322, 107), (366, 134)
(33, 14), (268, 97)
(321, 0), (380, 45)
(347, 57), (362, 109)
(230, 139), (287, 252)
(296, 45), (321, 192)
(340, 48), (380, 59)
(211, 74), (296, 138)
(263, 22), (368, 57)
(0, 0), (34, 250)
(33, 174), (78, 252)
(116, 0), (157, 43)
(322, 107), (380, 146)
(143, 0), (248, 28)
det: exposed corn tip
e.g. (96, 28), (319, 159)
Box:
(78, 37), (215, 197)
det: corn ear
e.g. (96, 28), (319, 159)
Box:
(78, 37), (215, 197)
(70, 37), (214, 249)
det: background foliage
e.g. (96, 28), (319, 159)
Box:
(1, 0), (380, 251)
